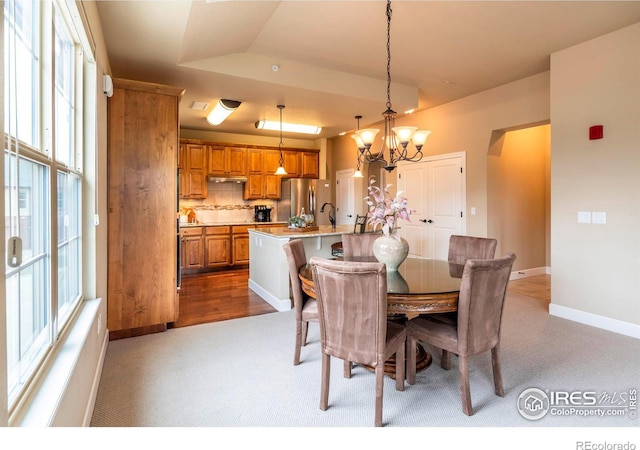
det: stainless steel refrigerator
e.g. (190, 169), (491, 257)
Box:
(278, 179), (333, 225)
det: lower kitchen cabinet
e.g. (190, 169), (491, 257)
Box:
(204, 226), (231, 267)
(180, 223), (286, 273)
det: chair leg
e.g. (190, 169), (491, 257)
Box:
(343, 360), (352, 378)
(458, 355), (473, 416)
(395, 341), (405, 392)
(374, 364), (384, 427)
(320, 353), (331, 411)
(491, 345), (505, 397)
(407, 335), (417, 385)
(441, 349), (452, 370)
(294, 320), (302, 366)
(302, 321), (309, 346)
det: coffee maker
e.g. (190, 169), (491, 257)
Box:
(254, 205), (272, 222)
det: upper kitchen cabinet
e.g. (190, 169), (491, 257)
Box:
(180, 143), (207, 199)
(282, 150), (300, 178)
(208, 145), (247, 178)
(242, 148), (282, 200)
(107, 78), (184, 337)
(300, 151), (320, 179)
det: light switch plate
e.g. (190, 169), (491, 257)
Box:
(577, 211), (591, 224)
(592, 211), (606, 224)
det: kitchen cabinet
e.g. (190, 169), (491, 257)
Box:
(231, 225), (252, 265)
(181, 227), (205, 269)
(180, 143), (207, 199)
(243, 148), (282, 200)
(208, 145), (247, 177)
(282, 151), (300, 178)
(300, 151), (320, 179)
(107, 78), (184, 336)
(204, 226), (231, 267)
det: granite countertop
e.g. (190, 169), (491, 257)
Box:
(248, 224), (354, 238)
(180, 221), (287, 228)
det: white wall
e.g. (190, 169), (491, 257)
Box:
(550, 23), (640, 335)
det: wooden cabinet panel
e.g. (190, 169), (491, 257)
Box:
(232, 235), (250, 265)
(205, 234), (231, 267)
(181, 143), (207, 199)
(301, 151), (320, 179)
(107, 78), (183, 333)
(182, 233), (204, 269)
(263, 149), (282, 199)
(227, 147), (247, 177)
(207, 145), (226, 176)
(282, 150), (300, 178)
(208, 146), (247, 177)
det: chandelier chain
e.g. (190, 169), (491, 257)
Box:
(386, 0), (392, 110)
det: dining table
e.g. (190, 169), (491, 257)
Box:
(298, 256), (465, 377)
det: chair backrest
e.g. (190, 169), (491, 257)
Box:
(456, 253), (516, 356)
(283, 239), (308, 317)
(448, 235), (497, 265)
(342, 232), (379, 258)
(354, 214), (368, 233)
(310, 257), (387, 366)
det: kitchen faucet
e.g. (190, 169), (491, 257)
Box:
(320, 202), (336, 229)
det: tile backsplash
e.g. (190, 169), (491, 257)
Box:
(179, 181), (278, 223)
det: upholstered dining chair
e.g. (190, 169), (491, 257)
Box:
(342, 232), (380, 258)
(439, 234), (499, 369)
(309, 257), (405, 427)
(283, 239), (318, 366)
(406, 253), (516, 416)
(448, 235), (497, 265)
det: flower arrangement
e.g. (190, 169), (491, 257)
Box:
(364, 179), (412, 237)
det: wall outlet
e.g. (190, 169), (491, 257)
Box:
(577, 211), (591, 224)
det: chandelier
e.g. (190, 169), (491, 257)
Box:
(353, 0), (431, 172)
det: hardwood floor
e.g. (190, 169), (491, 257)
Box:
(171, 270), (550, 329)
(171, 269), (277, 328)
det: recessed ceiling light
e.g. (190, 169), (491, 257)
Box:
(444, 80), (457, 85)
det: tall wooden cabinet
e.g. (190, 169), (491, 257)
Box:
(107, 78), (184, 337)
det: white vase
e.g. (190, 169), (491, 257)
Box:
(372, 234), (409, 271)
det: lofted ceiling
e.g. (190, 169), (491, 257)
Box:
(96, 0), (640, 140)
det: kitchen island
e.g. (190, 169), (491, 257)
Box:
(248, 225), (352, 311)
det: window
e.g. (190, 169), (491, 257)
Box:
(4, 0), (91, 408)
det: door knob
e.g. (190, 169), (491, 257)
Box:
(419, 219), (434, 224)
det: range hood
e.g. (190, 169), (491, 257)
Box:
(208, 176), (247, 183)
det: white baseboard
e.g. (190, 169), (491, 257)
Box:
(549, 303), (640, 339)
(82, 329), (109, 426)
(510, 266), (550, 280)
(248, 279), (292, 312)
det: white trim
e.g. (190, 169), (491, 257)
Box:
(549, 303), (640, 339)
(82, 328), (108, 426)
(248, 279), (292, 312)
(510, 266), (550, 280)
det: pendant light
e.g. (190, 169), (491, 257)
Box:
(353, 0), (431, 172)
(274, 104), (288, 176)
(351, 115), (364, 178)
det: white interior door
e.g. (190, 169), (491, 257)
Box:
(397, 153), (465, 260)
(336, 169), (363, 226)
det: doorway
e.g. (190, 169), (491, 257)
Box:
(487, 124), (550, 274)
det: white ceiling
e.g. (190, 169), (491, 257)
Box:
(96, 1), (640, 140)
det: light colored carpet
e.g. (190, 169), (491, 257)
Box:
(90, 291), (638, 433)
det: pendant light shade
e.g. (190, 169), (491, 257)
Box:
(275, 105), (288, 176)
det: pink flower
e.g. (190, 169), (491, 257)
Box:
(364, 179), (412, 237)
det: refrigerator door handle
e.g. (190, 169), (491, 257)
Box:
(309, 186), (316, 222)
